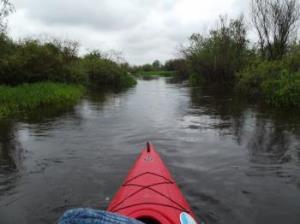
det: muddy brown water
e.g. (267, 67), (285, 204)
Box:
(0, 78), (300, 224)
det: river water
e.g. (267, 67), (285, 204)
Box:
(0, 78), (300, 224)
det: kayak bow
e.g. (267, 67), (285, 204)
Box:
(107, 143), (204, 224)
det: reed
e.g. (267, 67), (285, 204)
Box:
(0, 82), (85, 118)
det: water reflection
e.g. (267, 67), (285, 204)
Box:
(189, 86), (300, 165)
(0, 105), (83, 199)
(0, 120), (22, 196)
(187, 86), (300, 224)
(247, 119), (291, 164)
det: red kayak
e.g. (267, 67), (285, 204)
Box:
(107, 143), (205, 224)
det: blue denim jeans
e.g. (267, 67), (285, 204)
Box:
(58, 209), (144, 224)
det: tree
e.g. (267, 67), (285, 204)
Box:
(152, 60), (161, 70)
(0, 0), (14, 33)
(183, 16), (248, 84)
(251, 0), (300, 60)
(141, 64), (153, 71)
(164, 59), (180, 71)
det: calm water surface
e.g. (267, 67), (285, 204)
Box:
(0, 78), (300, 224)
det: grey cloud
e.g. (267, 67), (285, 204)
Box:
(9, 0), (248, 64)
(17, 0), (150, 30)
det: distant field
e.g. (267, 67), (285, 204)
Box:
(135, 71), (175, 78)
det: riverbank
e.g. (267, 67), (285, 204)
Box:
(0, 82), (85, 118)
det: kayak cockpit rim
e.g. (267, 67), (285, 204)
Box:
(137, 216), (161, 224)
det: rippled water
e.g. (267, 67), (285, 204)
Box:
(0, 78), (300, 224)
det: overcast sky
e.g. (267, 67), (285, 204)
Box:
(8, 0), (250, 65)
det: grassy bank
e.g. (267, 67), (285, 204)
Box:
(0, 34), (136, 119)
(0, 82), (85, 118)
(135, 70), (175, 78)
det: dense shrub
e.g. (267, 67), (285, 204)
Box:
(0, 35), (136, 88)
(83, 51), (136, 88)
(261, 71), (300, 107)
(183, 16), (249, 85)
(0, 37), (86, 85)
(236, 59), (287, 97)
(164, 59), (177, 71)
(173, 59), (190, 80)
(189, 73), (204, 86)
(237, 58), (300, 107)
(284, 42), (300, 73)
(0, 33), (14, 56)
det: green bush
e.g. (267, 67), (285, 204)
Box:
(184, 16), (248, 84)
(261, 71), (300, 107)
(83, 52), (136, 88)
(237, 58), (300, 107)
(0, 36), (135, 88)
(236, 59), (288, 97)
(0, 33), (15, 56)
(284, 43), (300, 73)
(189, 73), (204, 86)
(174, 59), (190, 80)
(0, 38), (85, 85)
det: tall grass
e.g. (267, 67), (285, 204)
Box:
(0, 82), (85, 118)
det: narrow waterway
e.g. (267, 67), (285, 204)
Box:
(0, 78), (300, 224)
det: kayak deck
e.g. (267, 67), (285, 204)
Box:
(107, 143), (202, 224)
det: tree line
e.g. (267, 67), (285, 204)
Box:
(0, 0), (136, 89)
(1, 0), (300, 107)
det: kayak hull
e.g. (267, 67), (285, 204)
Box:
(107, 143), (200, 224)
